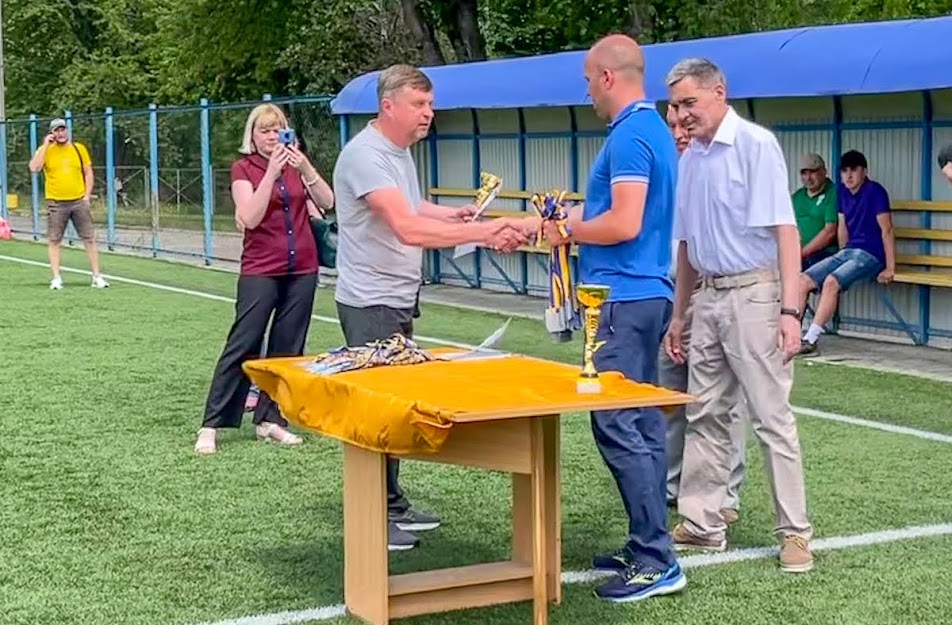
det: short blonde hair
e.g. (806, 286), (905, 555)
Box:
(377, 64), (432, 103)
(239, 103), (289, 155)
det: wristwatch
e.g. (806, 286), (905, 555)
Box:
(780, 307), (802, 321)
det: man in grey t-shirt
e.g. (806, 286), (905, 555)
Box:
(332, 64), (526, 552)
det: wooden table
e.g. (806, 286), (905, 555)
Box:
(244, 353), (692, 625)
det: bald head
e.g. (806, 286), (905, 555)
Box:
(583, 34), (646, 121)
(588, 34), (645, 78)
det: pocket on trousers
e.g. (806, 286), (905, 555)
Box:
(744, 281), (781, 305)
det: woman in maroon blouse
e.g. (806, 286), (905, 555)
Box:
(195, 104), (334, 454)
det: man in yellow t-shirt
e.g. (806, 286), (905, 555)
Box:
(28, 118), (108, 290)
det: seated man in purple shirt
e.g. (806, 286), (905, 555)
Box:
(940, 143), (952, 184)
(796, 150), (896, 356)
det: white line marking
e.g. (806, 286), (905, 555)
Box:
(3, 254), (950, 445)
(794, 406), (952, 445)
(0, 254), (473, 350)
(191, 523), (952, 625)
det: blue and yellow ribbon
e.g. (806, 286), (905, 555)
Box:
(530, 191), (580, 341)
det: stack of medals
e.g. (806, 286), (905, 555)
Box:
(530, 190), (580, 342)
(303, 334), (435, 376)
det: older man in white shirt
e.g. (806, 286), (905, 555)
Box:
(663, 58), (813, 573)
(659, 105), (747, 522)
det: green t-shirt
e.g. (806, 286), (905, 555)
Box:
(792, 178), (837, 253)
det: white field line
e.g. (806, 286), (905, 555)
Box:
(190, 522), (952, 625)
(2, 254), (950, 446)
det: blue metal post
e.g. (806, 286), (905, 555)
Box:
(517, 107), (529, 294)
(919, 91), (934, 345)
(200, 98), (214, 265)
(29, 114), (40, 239)
(0, 119), (7, 219)
(148, 103), (159, 257)
(568, 107), (579, 193)
(105, 107), (116, 250)
(830, 96), (843, 334)
(470, 109), (481, 288)
(63, 109), (75, 245)
(428, 122), (441, 283)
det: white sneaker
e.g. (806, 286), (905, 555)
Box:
(91, 275), (109, 289)
(50, 276), (63, 290)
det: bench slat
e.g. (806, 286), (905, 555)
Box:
(893, 271), (952, 288)
(896, 254), (952, 268)
(894, 228), (952, 242)
(892, 200), (952, 212)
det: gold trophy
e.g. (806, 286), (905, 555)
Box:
(472, 172), (502, 219)
(575, 284), (611, 394)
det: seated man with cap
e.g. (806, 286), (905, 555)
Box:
(796, 150), (895, 356)
(792, 153), (838, 270)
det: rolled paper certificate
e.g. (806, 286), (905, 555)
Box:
(453, 172), (503, 258)
(530, 191), (580, 342)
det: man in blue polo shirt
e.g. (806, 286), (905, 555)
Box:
(797, 150), (896, 356)
(541, 34), (683, 603)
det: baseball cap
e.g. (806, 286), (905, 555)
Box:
(800, 153), (825, 171)
(49, 118), (67, 131)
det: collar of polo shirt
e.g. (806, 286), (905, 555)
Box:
(608, 100), (656, 129)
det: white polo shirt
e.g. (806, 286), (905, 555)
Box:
(673, 107), (796, 277)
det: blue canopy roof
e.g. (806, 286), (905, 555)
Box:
(331, 16), (952, 114)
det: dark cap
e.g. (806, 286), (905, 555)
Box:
(938, 143), (952, 169)
(839, 150), (868, 171)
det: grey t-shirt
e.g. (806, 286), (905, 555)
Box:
(333, 122), (423, 309)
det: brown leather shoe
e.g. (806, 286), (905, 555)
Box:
(672, 522), (727, 552)
(779, 535), (814, 573)
(720, 508), (740, 525)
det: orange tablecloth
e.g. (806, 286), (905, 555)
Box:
(243, 353), (690, 455)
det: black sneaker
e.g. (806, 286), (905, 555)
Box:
(388, 522), (419, 551)
(592, 546), (636, 571)
(798, 341), (820, 357)
(389, 508), (441, 532)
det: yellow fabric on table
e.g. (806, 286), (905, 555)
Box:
(243, 353), (687, 455)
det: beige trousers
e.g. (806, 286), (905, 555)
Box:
(677, 270), (812, 542)
(660, 291), (747, 509)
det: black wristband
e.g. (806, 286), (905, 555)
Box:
(780, 307), (802, 321)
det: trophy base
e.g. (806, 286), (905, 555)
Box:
(576, 376), (602, 394)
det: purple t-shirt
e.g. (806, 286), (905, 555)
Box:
(839, 179), (890, 265)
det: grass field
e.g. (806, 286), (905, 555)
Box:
(1, 238), (951, 625)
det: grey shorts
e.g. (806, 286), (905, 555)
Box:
(48, 199), (95, 243)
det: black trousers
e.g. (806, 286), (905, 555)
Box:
(336, 300), (415, 514)
(203, 273), (318, 429)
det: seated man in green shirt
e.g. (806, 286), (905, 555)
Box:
(793, 153), (838, 270)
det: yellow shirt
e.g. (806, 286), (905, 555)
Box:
(40, 142), (91, 201)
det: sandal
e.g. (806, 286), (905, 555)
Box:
(195, 427), (217, 455)
(255, 423), (303, 446)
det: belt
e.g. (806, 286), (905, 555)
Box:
(699, 268), (779, 290)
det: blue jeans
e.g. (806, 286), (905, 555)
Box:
(591, 297), (675, 571)
(804, 247), (883, 292)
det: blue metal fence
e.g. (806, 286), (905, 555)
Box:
(1, 94), (338, 265)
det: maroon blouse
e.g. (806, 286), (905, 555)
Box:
(231, 154), (318, 276)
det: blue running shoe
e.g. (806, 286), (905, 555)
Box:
(592, 546), (636, 571)
(594, 561), (687, 602)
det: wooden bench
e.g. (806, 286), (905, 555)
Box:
(892, 200), (952, 289)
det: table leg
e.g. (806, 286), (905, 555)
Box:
(343, 443), (389, 625)
(512, 415), (561, 625)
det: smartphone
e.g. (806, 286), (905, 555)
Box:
(278, 128), (296, 145)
